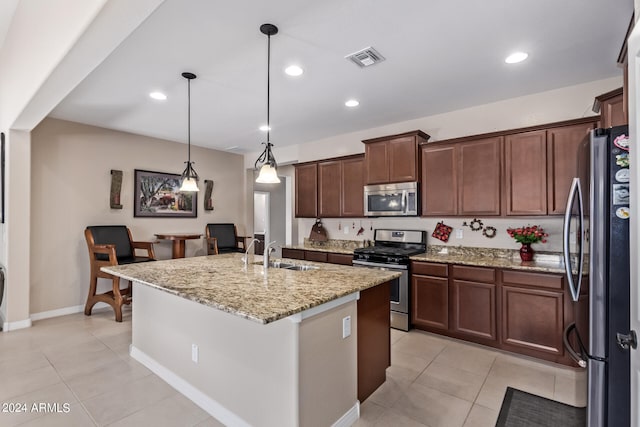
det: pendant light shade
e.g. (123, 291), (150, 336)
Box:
(179, 71), (199, 192)
(254, 23), (281, 184)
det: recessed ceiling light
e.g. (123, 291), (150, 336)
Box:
(149, 91), (167, 100)
(345, 99), (360, 107)
(505, 52), (528, 64)
(284, 65), (303, 76)
(259, 125), (271, 132)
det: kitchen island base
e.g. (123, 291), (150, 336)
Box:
(129, 282), (387, 427)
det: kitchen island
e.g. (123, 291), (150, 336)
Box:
(103, 253), (400, 427)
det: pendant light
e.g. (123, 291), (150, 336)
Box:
(255, 23), (281, 184)
(179, 71), (199, 192)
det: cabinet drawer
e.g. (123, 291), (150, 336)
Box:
(411, 262), (448, 277)
(452, 265), (495, 283)
(305, 251), (328, 263)
(502, 270), (563, 290)
(327, 253), (353, 265)
(282, 248), (305, 260)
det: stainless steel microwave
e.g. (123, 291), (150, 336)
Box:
(364, 182), (419, 217)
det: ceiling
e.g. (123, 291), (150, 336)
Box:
(49, 0), (633, 153)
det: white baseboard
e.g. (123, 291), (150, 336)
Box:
(3, 317), (32, 331)
(130, 345), (252, 427)
(30, 304), (84, 321)
(332, 401), (360, 427)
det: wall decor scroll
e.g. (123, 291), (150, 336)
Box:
(204, 180), (214, 211)
(134, 169), (197, 218)
(110, 169), (123, 209)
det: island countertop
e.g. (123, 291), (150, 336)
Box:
(102, 253), (400, 324)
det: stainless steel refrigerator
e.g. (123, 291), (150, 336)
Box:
(563, 125), (632, 427)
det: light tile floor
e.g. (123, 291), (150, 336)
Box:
(0, 309), (585, 426)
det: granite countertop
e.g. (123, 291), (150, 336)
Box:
(102, 253), (400, 324)
(283, 244), (355, 255)
(410, 246), (576, 274)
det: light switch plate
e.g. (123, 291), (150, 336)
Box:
(342, 316), (351, 338)
(456, 228), (463, 239)
(191, 344), (199, 363)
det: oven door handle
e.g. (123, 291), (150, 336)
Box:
(351, 260), (408, 270)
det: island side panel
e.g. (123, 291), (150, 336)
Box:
(357, 281), (391, 402)
(131, 283), (298, 427)
(298, 300), (358, 427)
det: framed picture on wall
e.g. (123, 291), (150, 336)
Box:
(134, 169), (197, 218)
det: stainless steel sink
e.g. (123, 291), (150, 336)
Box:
(263, 261), (319, 271)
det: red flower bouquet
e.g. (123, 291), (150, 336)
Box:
(506, 225), (548, 244)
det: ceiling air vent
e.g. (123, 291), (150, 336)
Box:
(345, 47), (385, 68)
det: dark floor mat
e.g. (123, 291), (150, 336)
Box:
(496, 387), (586, 427)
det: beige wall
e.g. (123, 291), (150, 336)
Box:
(30, 118), (245, 315)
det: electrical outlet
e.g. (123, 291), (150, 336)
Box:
(456, 228), (463, 239)
(343, 226), (349, 235)
(191, 344), (199, 363)
(342, 316), (351, 338)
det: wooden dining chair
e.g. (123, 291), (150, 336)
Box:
(84, 226), (156, 322)
(205, 223), (247, 255)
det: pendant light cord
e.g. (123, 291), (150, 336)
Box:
(266, 32), (271, 145)
(187, 77), (191, 163)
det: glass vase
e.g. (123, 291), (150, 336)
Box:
(519, 243), (534, 262)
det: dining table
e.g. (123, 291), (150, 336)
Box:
(154, 233), (202, 259)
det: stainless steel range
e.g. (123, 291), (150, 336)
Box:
(352, 229), (427, 331)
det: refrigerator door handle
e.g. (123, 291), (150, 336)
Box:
(563, 178), (584, 302)
(563, 323), (587, 368)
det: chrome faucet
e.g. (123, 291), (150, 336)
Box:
(242, 239), (260, 266)
(263, 240), (277, 269)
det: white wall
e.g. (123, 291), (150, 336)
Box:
(0, 0), (164, 329)
(30, 118), (245, 315)
(244, 77), (621, 169)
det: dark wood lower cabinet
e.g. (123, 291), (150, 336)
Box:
(411, 261), (581, 366)
(281, 248), (305, 260)
(357, 282), (390, 402)
(451, 279), (497, 342)
(304, 251), (328, 263)
(327, 253), (353, 265)
(411, 275), (449, 331)
(501, 285), (564, 357)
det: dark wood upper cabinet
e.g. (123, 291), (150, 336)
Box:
(457, 136), (502, 216)
(341, 156), (365, 217)
(421, 144), (457, 216)
(505, 130), (548, 215)
(363, 131), (430, 185)
(318, 160), (342, 217)
(595, 87), (626, 127)
(294, 163), (318, 218)
(295, 154), (364, 218)
(547, 122), (595, 214)
(364, 141), (389, 184)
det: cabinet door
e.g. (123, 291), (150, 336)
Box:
(451, 280), (497, 342)
(547, 122), (595, 214)
(294, 163), (318, 218)
(421, 145), (457, 216)
(282, 248), (305, 260)
(341, 156), (365, 217)
(327, 253), (353, 265)
(412, 275), (448, 330)
(304, 251), (328, 263)
(318, 160), (342, 217)
(458, 137), (502, 215)
(505, 130), (547, 215)
(502, 285), (564, 356)
(601, 93), (626, 127)
(365, 141), (389, 184)
(388, 136), (417, 182)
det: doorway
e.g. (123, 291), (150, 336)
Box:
(253, 176), (288, 258)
